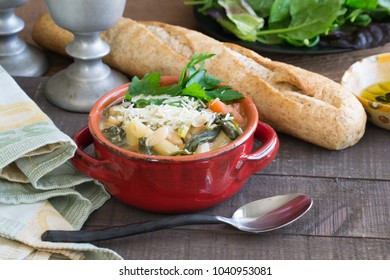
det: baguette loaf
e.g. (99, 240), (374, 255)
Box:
(32, 13), (367, 150)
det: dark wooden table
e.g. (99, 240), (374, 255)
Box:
(12, 0), (390, 260)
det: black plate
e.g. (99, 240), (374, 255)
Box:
(194, 8), (353, 55)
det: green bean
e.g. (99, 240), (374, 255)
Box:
(214, 115), (241, 140)
(220, 120), (241, 140)
(184, 127), (221, 152)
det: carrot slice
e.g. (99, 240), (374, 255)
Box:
(207, 99), (246, 126)
(207, 99), (231, 114)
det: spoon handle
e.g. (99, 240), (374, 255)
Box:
(42, 214), (224, 243)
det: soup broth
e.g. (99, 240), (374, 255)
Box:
(100, 96), (247, 156)
(99, 52), (248, 156)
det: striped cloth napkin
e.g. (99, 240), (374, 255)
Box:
(0, 66), (121, 260)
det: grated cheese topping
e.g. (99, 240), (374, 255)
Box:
(113, 95), (217, 131)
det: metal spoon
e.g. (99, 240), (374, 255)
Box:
(41, 193), (312, 243)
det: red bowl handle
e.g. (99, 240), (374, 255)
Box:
(237, 121), (279, 180)
(71, 126), (120, 183)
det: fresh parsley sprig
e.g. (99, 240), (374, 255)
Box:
(125, 52), (244, 107)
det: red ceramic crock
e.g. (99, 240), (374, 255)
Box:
(71, 76), (279, 213)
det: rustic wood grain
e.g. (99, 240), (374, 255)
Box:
(91, 230), (390, 260)
(15, 76), (390, 260)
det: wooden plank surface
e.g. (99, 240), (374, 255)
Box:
(16, 76), (390, 260)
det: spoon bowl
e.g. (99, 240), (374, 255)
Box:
(227, 193), (313, 232)
(41, 194), (313, 243)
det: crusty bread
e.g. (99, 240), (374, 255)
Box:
(32, 13), (367, 150)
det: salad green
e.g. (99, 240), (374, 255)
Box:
(185, 0), (390, 48)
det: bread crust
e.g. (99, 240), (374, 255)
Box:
(32, 13), (366, 150)
(219, 43), (367, 149)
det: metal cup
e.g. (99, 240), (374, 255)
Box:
(0, 0), (48, 76)
(44, 0), (129, 112)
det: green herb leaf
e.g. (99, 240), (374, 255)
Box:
(182, 82), (211, 102)
(179, 53), (215, 86)
(127, 52), (244, 105)
(186, 69), (208, 88)
(206, 85), (244, 101)
(200, 73), (222, 90)
(155, 84), (183, 96)
(180, 52), (243, 102)
(127, 72), (161, 99)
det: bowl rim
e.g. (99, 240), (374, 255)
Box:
(88, 76), (260, 162)
(342, 52), (390, 113)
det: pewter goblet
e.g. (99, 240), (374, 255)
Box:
(0, 0), (48, 76)
(44, 0), (128, 112)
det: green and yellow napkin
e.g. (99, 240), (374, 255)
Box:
(0, 66), (121, 260)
